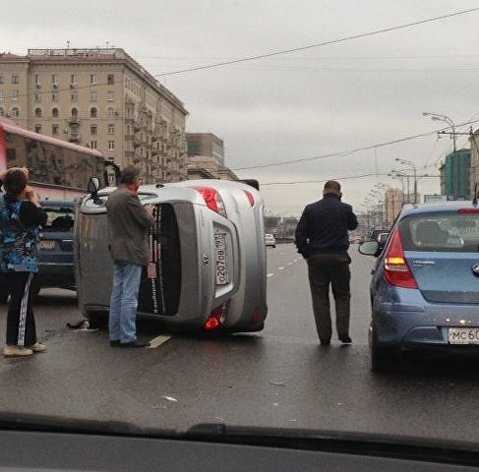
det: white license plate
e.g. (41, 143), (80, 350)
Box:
(448, 327), (479, 345)
(214, 233), (229, 285)
(39, 240), (56, 250)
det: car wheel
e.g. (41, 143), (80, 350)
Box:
(370, 325), (400, 372)
(86, 311), (108, 330)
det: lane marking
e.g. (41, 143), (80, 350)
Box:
(148, 335), (172, 349)
(267, 273), (274, 278)
(278, 266), (285, 271)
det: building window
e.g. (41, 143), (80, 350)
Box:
(11, 107), (19, 118)
(107, 107), (114, 117)
(35, 74), (40, 85)
(107, 74), (114, 85)
(108, 124), (114, 134)
(11, 74), (19, 85)
(52, 124), (59, 136)
(52, 107), (59, 118)
(35, 125), (42, 134)
(90, 74), (96, 84)
(12, 90), (18, 102)
(90, 125), (97, 135)
(71, 92), (78, 102)
(34, 93), (41, 103)
(90, 91), (97, 102)
(0, 108), (4, 116)
(0, 75), (3, 84)
(71, 107), (79, 118)
(107, 91), (114, 101)
(52, 74), (57, 84)
(90, 107), (98, 118)
(0, 91), (4, 104)
(90, 140), (98, 149)
(108, 140), (115, 151)
(52, 93), (58, 103)
(34, 107), (42, 118)
(70, 74), (75, 84)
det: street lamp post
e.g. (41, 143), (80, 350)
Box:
(396, 158), (418, 204)
(423, 112), (457, 152)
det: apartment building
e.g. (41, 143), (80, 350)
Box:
(0, 48), (189, 183)
(187, 132), (224, 166)
(384, 187), (404, 226)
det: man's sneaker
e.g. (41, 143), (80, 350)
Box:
(320, 339), (331, 347)
(119, 341), (150, 349)
(29, 343), (48, 353)
(3, 346), (34, 358)
(339, 336), (352, 344)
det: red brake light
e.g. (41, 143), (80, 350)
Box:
(194, 186), (227, 217)
(204, 305), (225, 331)
(244, 190), (255, 207)
(384, 229), (418, 289)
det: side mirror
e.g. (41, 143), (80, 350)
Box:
(359, 240), (380, 257)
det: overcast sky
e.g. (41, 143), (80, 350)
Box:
(4, 0), (479, 215)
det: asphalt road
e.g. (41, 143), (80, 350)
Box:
(1, 245), (479, 442)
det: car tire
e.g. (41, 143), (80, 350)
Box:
(370, 325), (400, 372)
(86, 311), (108, 330)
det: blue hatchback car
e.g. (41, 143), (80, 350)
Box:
(360, 201), (479, 371)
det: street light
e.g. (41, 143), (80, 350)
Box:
(396, 158), (418, 204)
(423, 112), (457, 152)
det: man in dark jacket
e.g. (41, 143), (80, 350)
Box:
(105, 166), (153, 348)
(295, 180), (358, 346)
(0, 168), (48, 358)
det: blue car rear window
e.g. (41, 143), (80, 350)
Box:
(400, 212), (479, 252)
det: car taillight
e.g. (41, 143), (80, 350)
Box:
(204, 305), (226, 331)
(384, 229), (418, 289)
(458, 209), (479, 214)
(194, 186), (227, 217)
(244, 190), (255, 207)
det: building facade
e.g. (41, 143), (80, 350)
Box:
(187, 132), (224, 166)
(470, 130), (479, 198)
(0, 48), (189, 183)
(384, 187), (404, 226)
(186, 155), (238, 181)
(442, 149), (471, 200)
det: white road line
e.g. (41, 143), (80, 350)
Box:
(148, 335), (172, 349)
(278, 266), (285, 271)
(267, 273), (274, 278)
(287, 262), (293, 266)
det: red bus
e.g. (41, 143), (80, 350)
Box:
(0, 117), (115, 201)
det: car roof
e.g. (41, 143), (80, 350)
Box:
(400, 201), (478, 217)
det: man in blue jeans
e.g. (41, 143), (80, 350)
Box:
(106, 166), (153, 348)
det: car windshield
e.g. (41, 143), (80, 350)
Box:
(42, 207), (75, 232)
(3, 1), (479, 459)
(401, 212), (479, 252)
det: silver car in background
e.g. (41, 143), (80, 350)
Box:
(75, 179), (267, 333)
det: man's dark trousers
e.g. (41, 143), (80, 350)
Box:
(4, 272), (37, 347)
(307, 253), (351, 342)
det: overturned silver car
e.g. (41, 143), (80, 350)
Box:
(74, 179), (267, 333)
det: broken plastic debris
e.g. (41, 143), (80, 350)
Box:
(161, 395), (178, 403)
(269, 380), (286, 387)
(288, 419), (297, 423)
(273, 402), (280, 407)
(336, 402), (344, 406)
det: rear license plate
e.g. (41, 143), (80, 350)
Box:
(214, 233), (229, 285)
(448, 327), (479, 345)
(39, 240), (56, 250)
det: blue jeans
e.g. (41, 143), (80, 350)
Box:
(109, 262), (143, 344)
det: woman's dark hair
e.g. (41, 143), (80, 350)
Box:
(4, 169), (28, 197)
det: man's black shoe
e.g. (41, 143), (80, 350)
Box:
(119, 341), (150, 349)
(340, 336), (352, 344)
(320, 339), (331, 346)
(110, 340), (121, 347)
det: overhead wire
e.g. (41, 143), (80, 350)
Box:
(154, 7), (479, 77)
